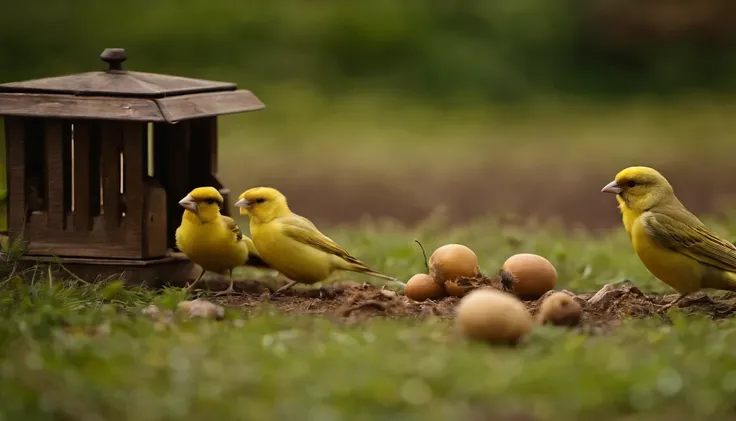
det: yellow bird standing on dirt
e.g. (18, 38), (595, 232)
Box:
(601, 166), (736, 310)
(233, 187), (406, 293)
(176, 187), (269, 296)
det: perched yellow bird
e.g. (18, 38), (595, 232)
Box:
(602, 166), (736, 310)
(176, 187), (269, 296)
(233, 187), (405, 293)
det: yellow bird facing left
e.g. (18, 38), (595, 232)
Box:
(602, 166), (736, 310)
(175, 187), (268, 296)
(234, 187), (406, 294)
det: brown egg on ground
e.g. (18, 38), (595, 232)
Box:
(429, 244), (481, 284)
(536, 292), (583, 327)
(455, 288), (533, 345)
(404, 273), (446, 302)
(501, 253), (557, 300)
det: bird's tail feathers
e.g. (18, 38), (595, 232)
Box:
(343, 258), (406, 288)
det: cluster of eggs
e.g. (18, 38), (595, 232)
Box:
(404, 244), (583, 345)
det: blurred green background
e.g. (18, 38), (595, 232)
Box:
(2, 0), (736, 229)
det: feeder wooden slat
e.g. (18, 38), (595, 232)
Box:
(122, 121), (145, 241)
(101, 123), (122, 229)
(153, 121), (191, 249)
(189, 117), (216, 191)
(45, 119), (66, 231)
(73, 121), (92, 232)
(152, 123), (169, 188)
(167, 121), (190, 241)
(189, 117), (230, 216)
(27, 235), (151, 259)
(143, 178), (168, 257)
(61, 121), (72, 218)
(89, 125), (102, 218)
(0, 117), (6, 234)
(6, 117), (25, 237)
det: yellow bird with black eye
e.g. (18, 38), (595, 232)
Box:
(602, 166), (736, 311)
(175, 187), (268, 296)
(234, 187), (405, 294)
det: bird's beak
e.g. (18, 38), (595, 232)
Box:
(601, 180), (622, 194)
(178, 194), (198, 212)
(234, 198), (252, 210)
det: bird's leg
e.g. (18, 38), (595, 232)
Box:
(214, 269), (237, 296)
(273, 280), (298, 295)
(186, 268), (206, 294)
(658, 293), (689, 312)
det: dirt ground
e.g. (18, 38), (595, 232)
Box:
(190, 276), (736, 330)
(254, 162), (736, 231)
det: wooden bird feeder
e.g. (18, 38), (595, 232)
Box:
(0, 48), (264, 284)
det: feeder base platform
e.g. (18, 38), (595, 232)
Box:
(15, 252), (198, 287)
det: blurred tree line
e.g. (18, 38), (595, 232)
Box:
(0, 0), (735, 102)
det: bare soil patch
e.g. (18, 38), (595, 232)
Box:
(195, 277), (736, 330)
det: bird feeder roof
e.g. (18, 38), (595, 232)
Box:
(0, 48), (264, 123)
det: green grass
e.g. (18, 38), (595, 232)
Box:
(4, 213), (736, 420)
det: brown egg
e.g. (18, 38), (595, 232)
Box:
(502, 253), (557, 300)
(455, 288), (533, 345)
(404, 274), (446, 302)
(537, 292), (582, 327)
(429, 244), (481, 284)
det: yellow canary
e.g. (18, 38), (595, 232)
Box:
(176, 187), (269, 296)
(233, 187), (405, 293)
(602, 166), (736, 310)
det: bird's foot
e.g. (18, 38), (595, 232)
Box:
(272, 280), (298, 296)
(213, 286), (238, 297)
(266, 283), (298, 301)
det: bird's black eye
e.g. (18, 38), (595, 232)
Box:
(204, 199), (217, 205)
(627, 180), (636, 188)
(255, 198), (266, 204)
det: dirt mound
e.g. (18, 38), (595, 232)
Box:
(202, 278), (736, 330)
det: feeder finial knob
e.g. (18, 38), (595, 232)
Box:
(100, 48), (127, 71)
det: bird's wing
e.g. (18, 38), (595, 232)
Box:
(642, 209), (736, 273)
(278, 214), (357, 262)
(220, 215), (244, 243)
(221, 215), (272, 268)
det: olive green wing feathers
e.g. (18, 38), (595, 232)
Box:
(277, 215), (360, 264)
(276, 214), (399, 281)
(221, 215), (244, 243)
(221, 216), (271, 269)
(642, 209), (736, 273)
(273, 214), (404, 286)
